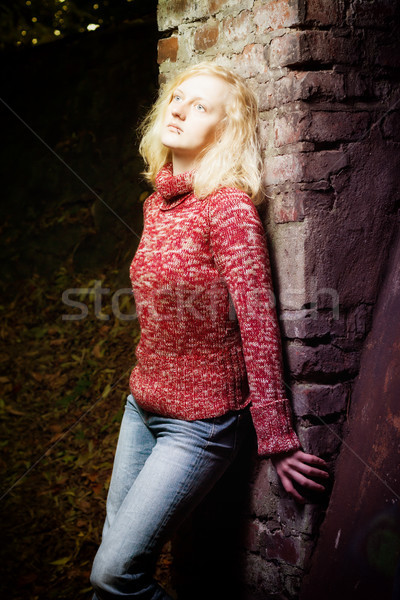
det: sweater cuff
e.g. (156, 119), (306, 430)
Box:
(250, 399), (301, 457)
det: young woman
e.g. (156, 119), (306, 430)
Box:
(90, 61), (328, 600)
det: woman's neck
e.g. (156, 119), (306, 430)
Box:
(171, 154), (196, 176)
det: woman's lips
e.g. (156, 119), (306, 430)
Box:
(167, 123), (182, 134)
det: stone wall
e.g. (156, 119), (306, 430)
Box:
(156, 1), (400, 597)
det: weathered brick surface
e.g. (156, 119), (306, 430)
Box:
(222, 10), (253, 44)
(264, 153), (303, 186)
(194, 21), (219, 51)
(264, 150), (348, 186)
(228, 43), (267, 78)
(208, 0), (227, 14)
(241, 553), (281, 595)
(382, 110), (400, 142)
(278, 500), (321, 536)
(243, 519), (265, 552)
(286, 342), (360, 379)
(291, 383), (349, 418)
(346, 0), (397, 28)
(304, 131), (400, 307)
(297, 423), (343, 456)
(301, 149), (348, 182)
(271, 188), (307, 223)
(157, 36), (178, 64)
(258, 71), (346, 110)
(299, 71), (346, 102)
(306, 0), (342, 25)
(250, 459), (280, 516)
(260, 529), (311, 566)
(345, 304), (374, 342)
(253, 0), (303, 32)
(269, 222), (307, 311)
(267, 31), (360, 68)
(273, 110), (370, 147)
(373, 34), (400, 68)
(155, 0), (400, 597)
(157, 0), (254, 31)
(280, 308), (345, 339)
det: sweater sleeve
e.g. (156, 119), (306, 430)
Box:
(208, 188), (301, 457)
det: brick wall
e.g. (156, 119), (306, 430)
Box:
(156, 1), (400, 597)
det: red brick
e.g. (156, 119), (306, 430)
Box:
(345, 70), (370, 99)
(347, 0), (396, 28)
(250, 460), (280, 516)
(260, 530), (300, 565)
(280, 306), (345, 338)
(267, 31), (360, 69)
(194, 22), (219, 51)
(264, 150), (348, 185)
(278, 500), (321, 535)
(306, 0), (341, 25)
(253, 0), (302, 32)
(222, 10), (252, 42)
(297, 423), (344, 456)
(267, 32), (303, 69)
(272, 189), (306, 223)
(229, 44), (267, 77)
(291, 383), (349, 418)
(346, 304), (373, 341)
(301, 149), (348, 181)
(273, 112), (310, 147)
(286, 343), (360, 379)
(243, 519), (265, 552)
(299, 71), (346, 102)
(309, 111), (370, 143)
(157, 36), (178, 64)
(258, 72), (345, 110)
(274, 111), (370, 147)
(208, 0), (227, 14)
(264, 153), (302, 186)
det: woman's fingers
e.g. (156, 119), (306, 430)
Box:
(282, 451), (328, 469)
(289, 460), (330, 480)
(279, 473), (307, 504)
(287, 468), (327, 492)
(272, 449), (330, 502)
(295, 451), (329, 468)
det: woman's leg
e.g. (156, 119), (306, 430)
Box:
(99, 395), (157, 541)
(90, 402), (252, 600)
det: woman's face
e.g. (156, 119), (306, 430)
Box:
(161, 74), (230, 169)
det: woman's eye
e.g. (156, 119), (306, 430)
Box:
(195, 104), (205, 112)
(173, 95), (182, 102)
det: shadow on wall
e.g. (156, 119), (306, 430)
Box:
(0, 16), (159, 292)
(171, 434), (257, 600)
(300, 229), (400, 600)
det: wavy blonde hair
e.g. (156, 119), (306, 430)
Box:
(138, 61), (263, 203)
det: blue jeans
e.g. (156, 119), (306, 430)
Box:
(90, 394), (252, 599)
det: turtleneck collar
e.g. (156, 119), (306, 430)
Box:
(155, 163), (194, 201)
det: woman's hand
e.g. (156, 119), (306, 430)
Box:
(271, 450), (329, 504)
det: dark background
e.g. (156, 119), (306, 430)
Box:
(0, 2), (164, 598)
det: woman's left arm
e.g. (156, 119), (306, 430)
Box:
(208, 188), (300, 456)
(208, 189), (329, 497)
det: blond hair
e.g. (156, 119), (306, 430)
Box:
(138, 62), (263, 203)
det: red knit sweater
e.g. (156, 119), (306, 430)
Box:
(129, 164), (301, 456)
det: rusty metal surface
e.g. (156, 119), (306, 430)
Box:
(300, 230), (400, 600)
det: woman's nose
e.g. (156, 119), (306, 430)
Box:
(171, 103), (186, 120)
